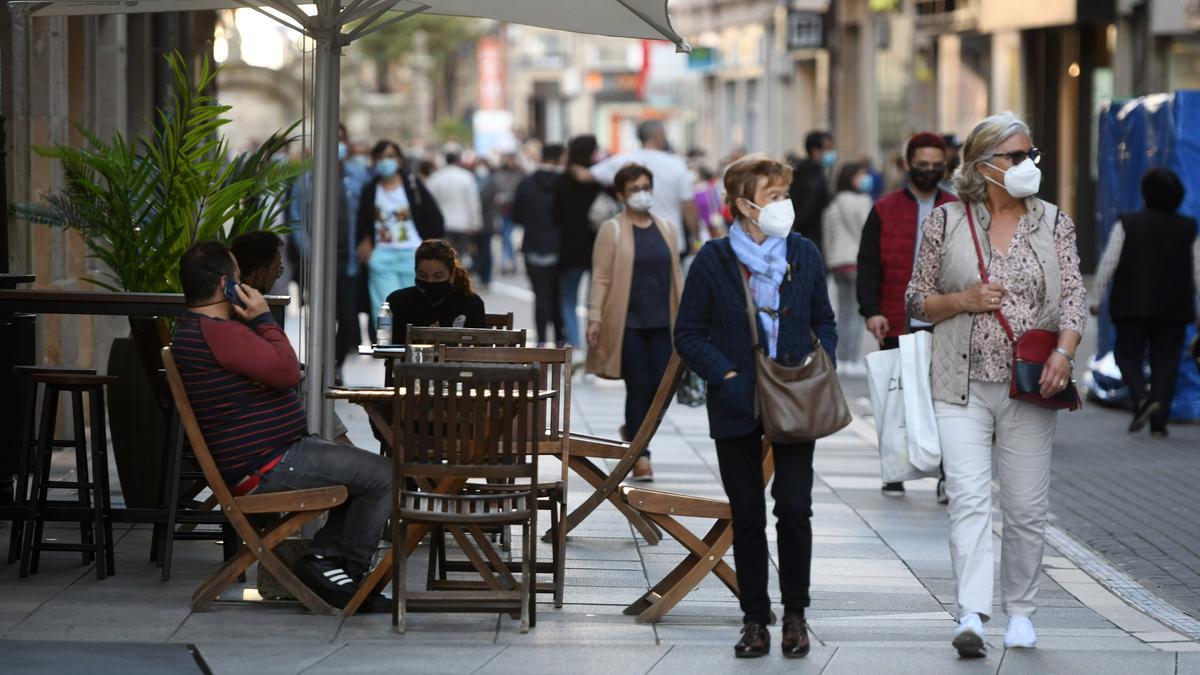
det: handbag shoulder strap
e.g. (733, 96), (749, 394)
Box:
(965, 205), (1016, 344)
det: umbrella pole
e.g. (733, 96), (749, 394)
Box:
(305, 24), (341, 438)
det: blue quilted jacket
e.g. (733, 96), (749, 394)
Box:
(674, 234), (838, 440)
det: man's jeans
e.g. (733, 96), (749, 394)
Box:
(256, 436), (391, 578)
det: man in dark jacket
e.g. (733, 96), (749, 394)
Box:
(856, 131), (956, 498)
(512, 142), (566, 345)
(1091, 168), (1200, 437)
(788, 131), (835, 255)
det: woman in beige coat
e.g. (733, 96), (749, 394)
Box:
(585, 163), (683, 481)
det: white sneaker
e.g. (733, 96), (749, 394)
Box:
(952, 613), (986, 658)
(1004, 616), (1037, 649)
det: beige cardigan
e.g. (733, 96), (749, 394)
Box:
(585, 211), (683, 379)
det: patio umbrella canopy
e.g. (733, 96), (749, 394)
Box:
(7, 0), (688, 436)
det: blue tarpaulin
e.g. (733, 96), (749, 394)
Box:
(1093, 92), (1200, 421)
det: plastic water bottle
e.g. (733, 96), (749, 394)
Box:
(376, 303), (392, 346)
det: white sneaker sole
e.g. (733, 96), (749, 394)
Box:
(1004, 638), (1036, 649)
(953, 630), (986, 658)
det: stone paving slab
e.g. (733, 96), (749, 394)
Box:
(0, 640), (204, 674)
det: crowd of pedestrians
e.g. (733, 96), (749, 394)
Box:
(217, 110), (1199, 661)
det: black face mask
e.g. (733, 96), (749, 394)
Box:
(909, 167), (943, 193)
(416, 279), (452, 302)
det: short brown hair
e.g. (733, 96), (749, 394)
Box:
(613, 162), (654, 194)
(723, 154), (793, 219)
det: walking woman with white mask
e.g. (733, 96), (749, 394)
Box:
(586, 163), (683, 481)
(675, 154), (837, 659)
(905, 112), (1087, 657)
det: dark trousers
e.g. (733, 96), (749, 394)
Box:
(473, 231), (494, 285)
(620, 327), (672, 458)
(335, 272), (361, 369)
(1114, 320), (1188, 431)
(257, 436), (391, 579)
(526, 262), (562, 345)
(715, 432), (815, 625)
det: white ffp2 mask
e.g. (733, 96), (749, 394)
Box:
(985, 157), (1041, 199)
(745, 199), (795, 238)
(626, 190), (654, 212)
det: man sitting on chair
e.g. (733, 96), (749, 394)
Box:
(173, 241), (390, 612)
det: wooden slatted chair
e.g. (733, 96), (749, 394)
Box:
(391, 362), (542, 633)
(161, 347), (348, 615)
(620, 440), (775, 623)
(564, 352), (687, 544)
(435, 346), (571, 607)
(406, 326), (526, 349)
(483, 312), (515, 330)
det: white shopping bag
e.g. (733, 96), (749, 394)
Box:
(865, 348), (939, 484)
(899, 332), (942, 472)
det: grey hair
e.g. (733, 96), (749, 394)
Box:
(953, 111), (1032, 203)
(636, 119), (665, 145)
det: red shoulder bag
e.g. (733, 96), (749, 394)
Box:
(966, 207), (1080, 411)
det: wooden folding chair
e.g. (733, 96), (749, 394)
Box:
(620, 441), (775, 623)
(161, 347), (348, 615)
(391, 362), (542, 633)
(436, 346), (571, 607)
(483, 312), (515, 330)
(564, 352), (687, 544)
(406, 326), (526, 348)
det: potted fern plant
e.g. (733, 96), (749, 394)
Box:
(12, 52), (305, 507)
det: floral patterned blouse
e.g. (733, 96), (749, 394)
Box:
(906, 207), (1088, 382)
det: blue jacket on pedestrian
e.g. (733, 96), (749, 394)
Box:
(674, 233), (838, 440)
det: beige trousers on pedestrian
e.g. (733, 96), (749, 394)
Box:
(934, 381), (1057, 622)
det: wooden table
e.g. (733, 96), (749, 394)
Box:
(329, 385), (557, 617)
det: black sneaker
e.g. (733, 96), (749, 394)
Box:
(293, 554), (389, 613)
(882, 482), (906, 497)
(1150, 428), (1169, 439)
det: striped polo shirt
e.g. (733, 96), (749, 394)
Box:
(172, 311), (308, 485)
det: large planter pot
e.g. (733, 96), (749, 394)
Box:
(106, 336), (167, 509)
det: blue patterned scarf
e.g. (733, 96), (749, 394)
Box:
(729, 222), (787, 358)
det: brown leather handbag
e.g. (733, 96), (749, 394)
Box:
(966, 207), (1081, 411)
(740, 272), (852, 444)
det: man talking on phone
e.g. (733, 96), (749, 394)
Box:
(172, 241), (390, 612)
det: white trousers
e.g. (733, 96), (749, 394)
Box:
(934, 381), (1057, 621)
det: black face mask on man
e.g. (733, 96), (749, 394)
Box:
(416, 279), (452, 302)
(909, 167), (943, 193)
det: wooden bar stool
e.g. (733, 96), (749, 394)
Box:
(8, 365), (98, 565)
(18, 370), (117, 579)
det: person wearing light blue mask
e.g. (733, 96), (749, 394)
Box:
(786, 130), (835, 259)
(286, 123), (371, 381)
(356, 140), (445, 329)
(822, 160), (874, 373)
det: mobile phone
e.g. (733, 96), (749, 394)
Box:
(224, 278), (245, 308)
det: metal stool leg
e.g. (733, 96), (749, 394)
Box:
(70, 389), (95, 566)
(21, 384), (59, 577)
(9, 377), (40, 565)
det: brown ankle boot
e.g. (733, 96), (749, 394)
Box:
(781, 612), (810, 658)
(735, 622), (770, 658)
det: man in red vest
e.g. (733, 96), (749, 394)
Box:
(856, 132), (957, 498)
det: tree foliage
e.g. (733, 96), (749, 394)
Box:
(11, 52), (304, 294)
(355, 15), (483, 93)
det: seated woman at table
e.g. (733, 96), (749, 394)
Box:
(386, 239), (486, 345)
